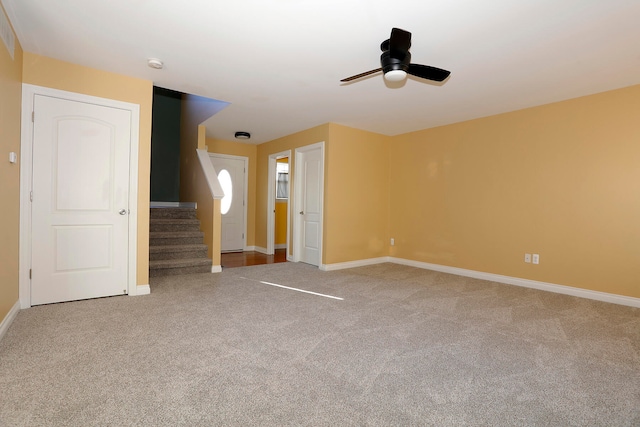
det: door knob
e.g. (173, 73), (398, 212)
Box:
(299, 211), (304, 215)
(119, 209), (128, 215)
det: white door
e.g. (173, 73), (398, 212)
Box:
(31, 95), (132, 305)
(209, 155), (246, 252)
(296, 143), (324, 266)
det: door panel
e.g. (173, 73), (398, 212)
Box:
(209, 155), (246, 252)
(298, 145), (323, 266)
(31, 95), (131, 305)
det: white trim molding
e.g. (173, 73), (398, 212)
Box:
(390, 257), (640, 308)
(129, 285), (151, 296)
(320, 256), (640, 308)
(321, 257), (391, 272)
(134, 284), (151, 295)
(267, 150), (291, 255)
(0, 301), (20, 342)
(212, 265), (222, 273)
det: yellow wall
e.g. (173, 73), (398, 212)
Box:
(275, 201), (288, 245)
(4, 33), (635, 312)
(325, 124), (390, 264)
(206, 138), (257, 247)
(275, 157), (289, 246)
(0, 9), (23, 322)
(255, 123), (390, 264)
(179, 99), (222, 267)
(256, 124), (330, 257)
(390, 85), (640, 298)
(22, 53), (154, 286)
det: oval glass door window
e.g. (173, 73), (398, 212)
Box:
(218, 169), (232, 214)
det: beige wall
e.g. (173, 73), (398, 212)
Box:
(22, 53), (154, 286)
(390, 85), (640, 298)
(0, 10), (23, 322)
(206, 138), (257, 247)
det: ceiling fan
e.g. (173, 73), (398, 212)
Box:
(341, 28), (451, 83)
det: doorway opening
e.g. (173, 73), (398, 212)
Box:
(267, 150), (292, 257)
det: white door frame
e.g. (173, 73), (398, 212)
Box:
(19, 84), (141, 309)
(293, 141), (325, 266)
(208, 153), (249, 251)
(267, 150), (291, 256)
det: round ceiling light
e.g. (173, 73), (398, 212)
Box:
(234, 131), (251, 140)
(147, 58), (164, 69)
(384, 70), (407, 82)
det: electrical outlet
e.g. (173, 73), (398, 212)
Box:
(390, 238), (395, 246)
(532, 254), (540, 265)
(524, 253), (531, 263)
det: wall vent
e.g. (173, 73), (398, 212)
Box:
(0, 6), (15, 60)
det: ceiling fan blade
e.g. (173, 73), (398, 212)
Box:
(340, 68), (383, 82)
(407, 64), (451, 82)
(389, 28), (411, 55)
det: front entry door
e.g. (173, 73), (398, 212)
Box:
(30, 95), (132, 305)
(209, 154), (246, 252)
(296, 143), (324, 266)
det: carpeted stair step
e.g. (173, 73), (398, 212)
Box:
(149, 244), (209, 261)
(149, 218), (201, 232)
(149, 231), (204, 246)
(149, 258), (212, 277)
(149, 206), (212, 278)
(150, 207), (197, 220)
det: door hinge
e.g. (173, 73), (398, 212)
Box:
(29, 269), (32, 279)
(31, 111), (34, 122)
(242, 233), (244, 239)
(30, 191), (33, 202)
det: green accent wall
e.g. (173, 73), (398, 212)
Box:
(151, 86), (182, 202)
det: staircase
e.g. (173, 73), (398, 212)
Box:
(149, 207), (212, 277)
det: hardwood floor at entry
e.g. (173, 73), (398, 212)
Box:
(221, 249), (287, 268)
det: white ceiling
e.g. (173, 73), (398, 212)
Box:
(3, 0), (640, 144)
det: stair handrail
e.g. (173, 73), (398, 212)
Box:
(196, 148), (225, 200)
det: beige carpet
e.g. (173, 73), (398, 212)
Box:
(1, 262), (638, 426)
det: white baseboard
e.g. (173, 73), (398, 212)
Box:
(244, 246), (256, 252)
(321, 257), (391, 271)
(320, 256), (640, 308)
(133, 284), (150, 296)
(212, 265), (222, 273)
(275, 244), (287, 249)
(254, 246), (268, 255)
(0, 301), (21, 343)
(388, 257), (640, 308)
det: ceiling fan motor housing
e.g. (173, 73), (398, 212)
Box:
(381, 50), (411, 74)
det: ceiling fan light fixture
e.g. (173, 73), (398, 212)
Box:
(384, 69), (407, 82)
(234, 131), (251, 140)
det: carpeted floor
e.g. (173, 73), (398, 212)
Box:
(1, 262), (639, 426)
